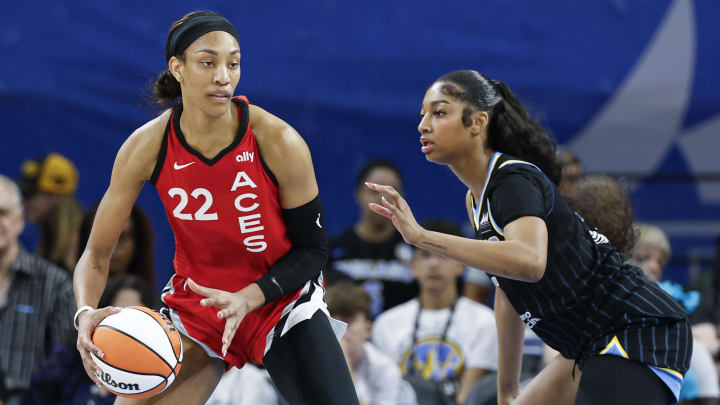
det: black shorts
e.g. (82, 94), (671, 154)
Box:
(575, 355), (676, 405)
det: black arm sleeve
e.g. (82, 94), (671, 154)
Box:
(488, 165), (554, 228)
(254, 195), (328, 303)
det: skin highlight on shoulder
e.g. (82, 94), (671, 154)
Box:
(248, 104), (310, 167)
(118, 109), (173, 182)
(246, 104), (318, 209)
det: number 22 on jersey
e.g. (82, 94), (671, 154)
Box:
(167, 171), (267, 253)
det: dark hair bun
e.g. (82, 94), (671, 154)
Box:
(153, 69), (181, 104)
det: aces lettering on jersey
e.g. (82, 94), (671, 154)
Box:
(167, 170), (267, 253)
(231, 171), (267, 252)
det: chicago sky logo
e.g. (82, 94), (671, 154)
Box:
(400, 337), (464, 381)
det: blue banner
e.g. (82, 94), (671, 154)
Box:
(2, 0), (718, 287)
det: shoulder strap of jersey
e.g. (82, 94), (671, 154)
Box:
(149, 111), (173, 186)
(233, 97), (250, 140)
(490, 154), (556, 220)
(496, 156), (543, 173)
(233, 95), (250, 104)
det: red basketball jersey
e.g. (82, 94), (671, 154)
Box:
(151, 96), (302, 366)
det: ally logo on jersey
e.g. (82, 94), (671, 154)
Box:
(236, 151), (254, 163)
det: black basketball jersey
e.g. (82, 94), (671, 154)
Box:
(471, 152), (691, 378)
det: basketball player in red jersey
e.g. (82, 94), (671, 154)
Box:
(72, 11), (359, 405)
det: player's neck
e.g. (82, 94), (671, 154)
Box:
(354, 215), (395, 242)
(0, 241), (19, 277)
(179, 102), (237, 149)
(450, 146), (494, 199)
(419, 287), (458, 310)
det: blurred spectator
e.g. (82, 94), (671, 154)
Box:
(0, 174), (76, 402)
(98, 274), (158, 309)
(327, 159), (416, 318)
(22, 274), (156, 405)
(630, 224), (720, 405)
(372, 220), (497, 405)
(519, 328), (546, 382)
(556, 149), (583, 196)
(78, 203), (156, 287)
(17, 154), (83, 271)
(629, 223), (670, 283)
(326, 282), (403, 405)
(461, 268), (491, 306)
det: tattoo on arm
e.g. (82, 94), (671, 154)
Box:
(91, 260), (102, 272)
(422, 241), (448, 250)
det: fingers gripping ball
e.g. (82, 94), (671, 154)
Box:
(90, 306), (183, 398)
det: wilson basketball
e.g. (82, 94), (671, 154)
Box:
(90, 306), (183, 398)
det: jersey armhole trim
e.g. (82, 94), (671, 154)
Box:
(248, 100), (278, 187)
(149, 114), (172, 186)
(546, 186), (556, 218)
(257, 147), (279, 187)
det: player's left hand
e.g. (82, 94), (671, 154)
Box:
(186, 279), (264, 357)
(365, 182), (424, 245)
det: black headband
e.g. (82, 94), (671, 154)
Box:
(165, 15), (240, 62)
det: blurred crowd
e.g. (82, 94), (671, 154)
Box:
(0, 152), (718, 405)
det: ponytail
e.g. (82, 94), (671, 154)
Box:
(487, 81), (561, 184)
(153, 69), (182, 104)
(434, 70), (561, 184)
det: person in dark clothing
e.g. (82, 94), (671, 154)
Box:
(0, 175), (76, 403)
(327, 159), (417, 318)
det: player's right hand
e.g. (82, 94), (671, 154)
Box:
(187, 278), (262, 357)
(365, 182), (424, 245)
(76, 306), (122, 387)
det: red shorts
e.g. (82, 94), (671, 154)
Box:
(160, 274), (330, 369)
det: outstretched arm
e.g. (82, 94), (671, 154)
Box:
(366, 182), (548, 282)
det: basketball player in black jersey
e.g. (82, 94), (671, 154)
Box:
(367, 70), (692, 405)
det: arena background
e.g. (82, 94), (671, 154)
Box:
(1, 0), (718, 291)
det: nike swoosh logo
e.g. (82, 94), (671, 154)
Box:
(316, 213), (322, 229)
(173, 161), (196, 170)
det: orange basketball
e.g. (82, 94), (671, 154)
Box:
(90, 306), (183, 398)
